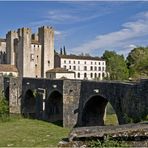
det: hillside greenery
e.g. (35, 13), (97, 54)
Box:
(102, 47), (148, 80)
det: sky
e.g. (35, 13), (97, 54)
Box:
(1, 1), (148, 57)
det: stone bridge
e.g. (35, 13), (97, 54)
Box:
(0, 77), (148, 128)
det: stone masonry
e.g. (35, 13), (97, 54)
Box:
(2, 77), (148, 128)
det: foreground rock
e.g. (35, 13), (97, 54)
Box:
(58, 123), (148, 147)
(69, 123), (148, 141)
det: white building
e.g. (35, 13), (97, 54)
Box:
(55, 54), (106, 80)
(46, 67), (75, 79)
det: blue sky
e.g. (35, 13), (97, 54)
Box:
(1, 1), (148, 57)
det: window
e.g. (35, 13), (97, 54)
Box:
(73, 66), (76, 70)
(84, 73), (87, 78)
(30, 54), (34, 61)
(98, 62), (100, 65)
(78, 66), (80, 70)
(64, 65), (66, 69)
(78, 61), (80, 64)
(91, 62), (93, 64)
(90, 73), (93, 78)
(69, 65), (71, 69)
(95, 73), (97, 78)
(69, 60), (71, 64)
(78, 73), (80, 78)
(64, 60), (66, 64)
(84, 61), (86, 64)
(84, 66), (87, 71)
(102, 67), (104, 71)
(94, 66), (97, 71)
(95, 62), (96, 65)
(102, 73), (105, 78)
(73, 61), (75, 64)
(98, 67), (101, 71)
(98, 73), (101, 78)
(48, 60), (50, 66)
(90, 66), (93, 71)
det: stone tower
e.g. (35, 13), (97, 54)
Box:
(17, 28), (32, 77)
(6, 31), (18, 65)
(38, 26), (54, 78)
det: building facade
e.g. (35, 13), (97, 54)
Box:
(55, 54), (106, 80)
(46, 67), (75, 79)
(0, 39), (6, 64)
(0, 26), (54, 78)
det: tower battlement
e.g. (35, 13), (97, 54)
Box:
(0, 26), (54, 78)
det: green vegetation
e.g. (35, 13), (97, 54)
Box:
(103, 50), (129, 80)
(102, 47), (148, 80)
(0, 118), (69, 147)
(105, 114), (118, 125)
(89, 137), (128, 147)
(104, 103), (118, 125)
(127, 47), (148, 79)
(0, 91), (9, 121)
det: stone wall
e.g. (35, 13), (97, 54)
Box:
(9, 77), (22, 114)
(1, 77), (147, 128)
(63, 80), (81, 127)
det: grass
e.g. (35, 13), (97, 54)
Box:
(0, 117), (70, 147)
(104, 114), (119, 125)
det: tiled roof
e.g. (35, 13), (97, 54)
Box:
(0, 64), (18, 72)
(31, 40), (41, 45)
(57, 54), (105, 61)
(46, 67), (75, 73)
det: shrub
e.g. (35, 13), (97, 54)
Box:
(0, 91), (9, 121)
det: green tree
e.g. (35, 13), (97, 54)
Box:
(103, 50), (129, 80)
(60, 48), (63, 55)
(126, 47), (148, 79)
(63, 46), (66, 55)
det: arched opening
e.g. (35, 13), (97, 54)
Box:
(104, 102), (119, 125)
(46, 91), (63, 125)
(81, 95), (118, 126)
(22, 89), (36, 118)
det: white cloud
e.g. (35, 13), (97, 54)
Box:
(55, 30), (62, 35)
(70, 11), (148, 56)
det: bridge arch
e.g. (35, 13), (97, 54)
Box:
(46, 90), (63, 123)
(22, 89), (36, 118)
(81, 94), (119, 126)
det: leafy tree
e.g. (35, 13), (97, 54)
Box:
(103, 50), (129, 80)
(126, 47), (148, 79)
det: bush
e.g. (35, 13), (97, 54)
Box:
(0, 91), (9, 121)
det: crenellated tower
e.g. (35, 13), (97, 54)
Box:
(6, 31), (18, 65)
(17, 28), (32, 77)
(38, 26), (54, 78)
